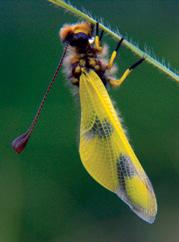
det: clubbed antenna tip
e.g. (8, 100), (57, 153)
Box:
(12, 130), (30, 154)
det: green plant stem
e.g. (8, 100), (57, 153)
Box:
(48, 0), (179, 82)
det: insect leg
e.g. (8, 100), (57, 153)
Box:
(109, 57), (145, 87)
(99, 29), (104, 42)
(107, 38), (124, 69)
(94, 22), (103, 51)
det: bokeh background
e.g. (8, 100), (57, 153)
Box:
(0, 0), (179, 241)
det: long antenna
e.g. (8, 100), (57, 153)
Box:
(12, 45), (68, 153)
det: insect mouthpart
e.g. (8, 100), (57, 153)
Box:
(65, 32), (89, 47)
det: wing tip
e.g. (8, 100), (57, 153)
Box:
(116, 191), (157, 224)
(133, 208), (157, 224)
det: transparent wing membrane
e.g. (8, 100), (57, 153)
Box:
(79, 70), (157, 223)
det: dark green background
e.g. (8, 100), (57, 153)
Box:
(0, 0), (179, 241)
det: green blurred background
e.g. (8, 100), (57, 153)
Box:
(0, 0), (179, 241)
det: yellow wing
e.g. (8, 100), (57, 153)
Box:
(79, 70), (157, 223)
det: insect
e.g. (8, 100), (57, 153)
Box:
(12, 22), (157, 223)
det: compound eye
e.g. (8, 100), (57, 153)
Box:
(71, 32), (89, 47)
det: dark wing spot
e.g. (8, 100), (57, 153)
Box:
(116, 154), (137, 195)
(117, 154), (135, 179)
(88, 116), (113, 138)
